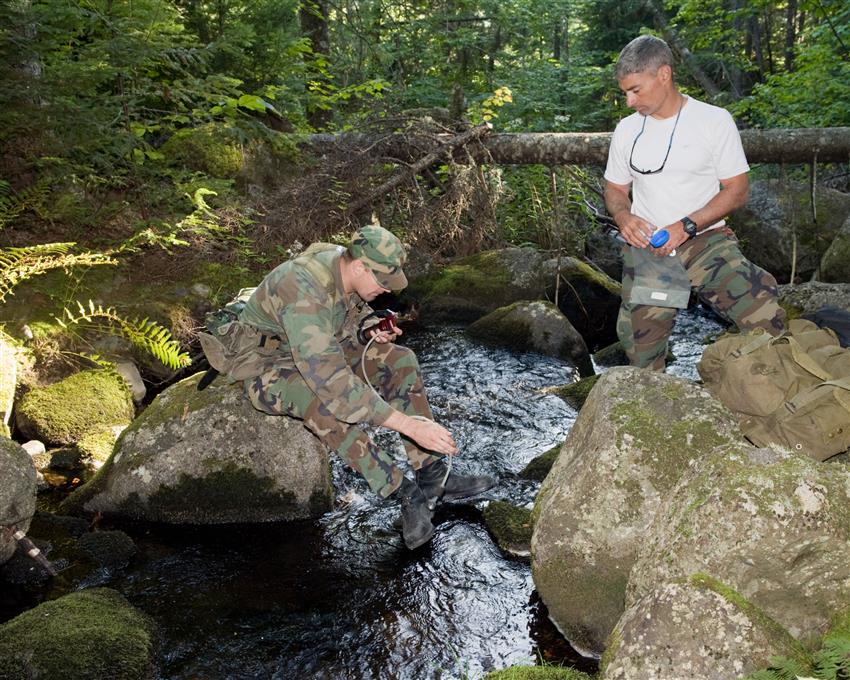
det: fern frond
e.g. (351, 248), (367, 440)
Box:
(741, 655), (810, 680)
(0, 243), (117, 303)
(56, 302), (191, 370)
(813, 636), (850, 679)
(0, 179), (51, 230)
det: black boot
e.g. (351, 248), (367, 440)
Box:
(415, 460), (497, 511)
(396, 477), (434, 550)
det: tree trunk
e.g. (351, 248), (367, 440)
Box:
(785, 0), (797, 71)
(303, 128), (850, 166)
(300, 0), (332, 130)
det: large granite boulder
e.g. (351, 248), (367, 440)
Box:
(467, 300), (594, 376)
(530, 367), (741, 657)
(729, 179), (850, 283)
(601, 577), (808, 680)
(779, 281), (850, 314)
(820, 213), (850, 283)
(0, 437), (37, 565)
(0, 587), (156, 680)
(627, 443), (850, 642)
(15, 369), (135, 446)
(61, 372), (333, 524)
(408, 247), (621, 349)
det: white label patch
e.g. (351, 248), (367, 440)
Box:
(650, 291), (669, 301)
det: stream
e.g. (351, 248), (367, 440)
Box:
(3, 306), (725, 680)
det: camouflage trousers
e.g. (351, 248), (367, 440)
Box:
(245, 339), (440, 499)
(618, 227), (786, 371)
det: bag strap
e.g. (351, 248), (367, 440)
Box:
(781, 336), (835, 382)
(731, 331), (773, 358)
(779, 377), (850, 419)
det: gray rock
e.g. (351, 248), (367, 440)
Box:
(779, 281), (850, 314)
(729, 180), (850, 283)
(62, 372), (333, 524)
(467, 300), (593, 376)
(820, 213), (850, 283)
(627, 444), (850, 641)
(21, 440), (46, 457)
(0, 437), (37, 565)
(602, 579), (807, 680)
(115, 361), (146, 403)
(78, 530), (137, 569)
(531, 367), (741, 657)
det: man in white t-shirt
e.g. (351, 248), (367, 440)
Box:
(604, 35), (785, 371)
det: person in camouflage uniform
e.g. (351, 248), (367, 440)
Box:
(238, 225), (495, 549)
(604, 36), (785, 371)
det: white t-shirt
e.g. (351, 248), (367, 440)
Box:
(604, 96), (749, 232)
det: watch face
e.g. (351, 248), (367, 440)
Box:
(682, 218), (697, 237)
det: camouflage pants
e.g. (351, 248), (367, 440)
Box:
(245, 338), (440, 498)
(618, 227), (786, 371)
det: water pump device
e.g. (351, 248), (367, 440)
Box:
(357, 309), (399, 344)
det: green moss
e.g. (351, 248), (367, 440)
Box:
(191, 261), (260, 306)
(0, 588), (156, 680)
(483, 665), (595, 680)
(548, 375), (600, 410)
(16, 369), (134, 446)
(558, 258), (621, 295)
(75, 425), (120, 464)
(483, 501), (533, 554)
(520, 443), (562, 481)
(161, 124), (244, 178)
(142, 462), (300, 522)
(598, 627), (621, 676)
(688, 573), (812, 668)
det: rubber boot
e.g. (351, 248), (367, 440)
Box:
(415, 459), (497, 511)
(397, 477), (434, 550)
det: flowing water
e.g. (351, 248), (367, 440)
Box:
(4, 306), (726, 680)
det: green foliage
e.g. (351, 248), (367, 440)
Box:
(56, 300), (191, 370)
(161, 125), (244, 178)
(0, 179), (50, 230)
(0, 243), (118, 303)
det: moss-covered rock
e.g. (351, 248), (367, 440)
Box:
(820, 214), (850, 283)
(627, 444), (850, 644)
(75, 424), (123, 466)
(484, 665), (594, 680)
(61, 372), (333, 524)
(600, 577), (809, 680)
(0, 587), (156, 680)
(531, 367), (742, 657)
(519, 444), (562, 481)
(78, 530), (137, 569)
(545, 375), (600, 411)
(15, 369), (134, 446)
(161, 123), (243, 178)
(483, 500), (534, 557)
(0, 332), (18, 435)
(0, 436), (37, 565)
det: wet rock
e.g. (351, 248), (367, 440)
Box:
(0, 587), (157, 680)
(627, 444), (850, 641)
(779, 281), (850, 315)
(116, 360), (147, 403)
(821, 213), (850, 283)
(729, 179), (850, 283)
(544, 374), (600, 411)
(519, 444), (561, 481)
(61, 372), (333, 524)
(483, 500), (533, 558)
(15, 369), (135, 446)
(601, 577), (808, 680)
(78, 530), (137, 569)
(531, 367), (741, 657)
(467, 300), (593, 376)
(0, 537), (55, 586)
(21, 439), (46, 457)
(0, 437), (37, 565)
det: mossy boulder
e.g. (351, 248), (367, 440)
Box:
(531, 367), (741, 657)
(0, 332), (17, 437)
(627, 443), (850, 643)
(0, 587), (156, 680)
(483, 500), (534, 557)
(408, 248), (621, 349)
(601, 576), (808, 680)
(78, 530), (137, 569)
(545, 374), (600, 411)
(15, 369), (135, 446)
(468, 301), (593, 376)
(61, 372), (333, 524)
(820, 213), (850, 283)
(729, 179), (850, 283)
(161, 123), (243, 178)
(519, 443), (562, 481)
(0, 437), (37, 565)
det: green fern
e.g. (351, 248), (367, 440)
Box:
(741, 655), (810, 680)
(0, 242), (117, 302)
(56, 300), (191, 370)
(813, 636), (850, 679)
(0, 179), (51, 230)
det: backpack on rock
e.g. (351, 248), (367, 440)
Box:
(698, 318), (850, 461)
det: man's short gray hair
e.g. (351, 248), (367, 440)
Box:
(614, 35), (674, 80)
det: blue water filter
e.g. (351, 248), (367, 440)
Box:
(650, 229), (670, 248)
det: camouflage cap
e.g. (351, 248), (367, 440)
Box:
(349, 225), (408, 291)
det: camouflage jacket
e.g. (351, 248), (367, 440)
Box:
(239, 244), (393, 425)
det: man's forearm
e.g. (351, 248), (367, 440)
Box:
(604, 186), (633, 226)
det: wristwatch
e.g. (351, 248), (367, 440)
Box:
(681, 216), (698, 239)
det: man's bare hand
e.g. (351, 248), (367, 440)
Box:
(407, 419), (458, 455)
(370, 324), (403, 344)
(614, 211), (655, 248)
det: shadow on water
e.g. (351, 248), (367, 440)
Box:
(4, 308), (724, 679)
